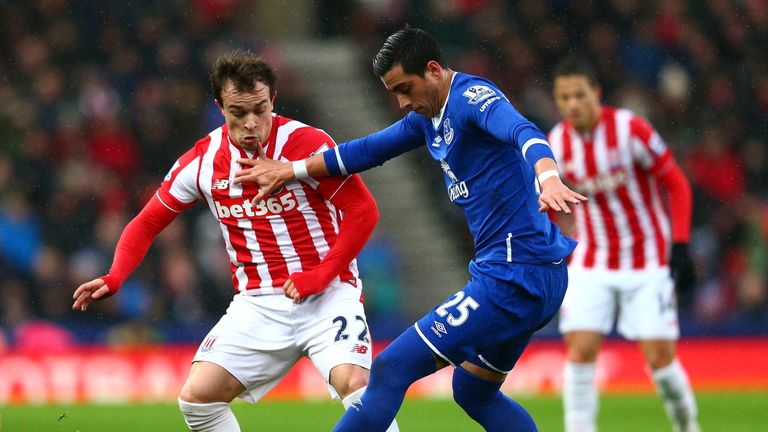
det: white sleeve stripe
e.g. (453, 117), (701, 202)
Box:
(327, 175), (353, 201)
(155, 192), (182, 213)
(521, 138), (551, 161)
(334, 146), (348, 176)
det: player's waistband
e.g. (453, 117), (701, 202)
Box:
(236, 278), (360, 297)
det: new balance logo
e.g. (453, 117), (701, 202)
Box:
(212, 179), (230, 190)
(350, 344), (369, 354)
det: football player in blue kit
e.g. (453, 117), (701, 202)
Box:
(235, 27), (587, 431)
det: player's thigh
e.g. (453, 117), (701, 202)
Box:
(192, 295), (303, 403)
(616, 269), (679, 340)
(180, 361), (245, 403)
(461, 262), (568, 373)
(296, 283), (373, 398)
(417, 264), (560, 373)
(558, 267), (616, 335)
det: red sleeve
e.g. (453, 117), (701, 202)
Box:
(657, 161), (692, 243)
(290, 175), (379, 297)
(100, 194), (180, 293)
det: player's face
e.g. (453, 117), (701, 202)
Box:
(381, 64), (442, 118)
(217, 80), (275, 152)
(553, 75), (601, 132)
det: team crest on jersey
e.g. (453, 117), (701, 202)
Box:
(462, 85), (496, 105)
(212, 178), (230, 190)
(443, 118), (454, 144)
(200, 336), (217, 353)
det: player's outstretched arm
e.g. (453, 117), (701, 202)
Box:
(535, 157), (588, 213)
(234, 144), (329, 202)
(235, 118), (424, 202)
(72, 195), (179, 312)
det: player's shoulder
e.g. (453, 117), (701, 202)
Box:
(187, 126), (225, 157)
(454, 73), (505, 104)
(548, 121), (568, 143)
(273, 114), (336, 160)
(607, 106), (651, 127)
(452, 72), (508, 116)
(608, 106), (656, 139)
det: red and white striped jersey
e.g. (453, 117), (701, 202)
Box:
(156, 114), (359, 295)
(549, 106), (674, 271)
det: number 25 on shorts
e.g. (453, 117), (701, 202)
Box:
(436, 291), (479, 327)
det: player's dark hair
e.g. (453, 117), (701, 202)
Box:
(553, 54), (599, 86)
(372, 26), (447, 77)
(211, 50), (277, 105)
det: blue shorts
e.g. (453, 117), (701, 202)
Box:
(415, 260), (567, 373)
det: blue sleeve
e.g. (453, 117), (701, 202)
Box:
(323, 114), (424, 176)
(471, 97), (556, 167)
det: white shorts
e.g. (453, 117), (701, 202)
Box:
(558, 267), (679, 340)
(193, 282), (372, 403)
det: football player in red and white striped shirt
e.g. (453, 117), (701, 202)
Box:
(549, 55), (699, 432)
(72, 51), (398, 432)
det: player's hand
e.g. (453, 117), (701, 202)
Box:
(283, 279), (304, 304)
(233, 143), (294, 202)
(670, 242), (696, 293)
(538, 176), (588, 213)
(72, 278), (113, 311)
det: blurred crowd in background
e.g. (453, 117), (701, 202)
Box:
(1, 0), (766, 351)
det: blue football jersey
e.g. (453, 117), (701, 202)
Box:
(325, 72), (576, 277)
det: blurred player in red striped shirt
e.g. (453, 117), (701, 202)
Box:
(72, 51), (398, 432)
(548, 55), (699, 432)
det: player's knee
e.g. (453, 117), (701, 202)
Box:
(179, 374), (242, 404)
(646, 350), (675, 370)
(452, 384), (474, 409)
(367, 350), (406, 391)
(178, 398), (239, 431)
(566, 343), (599, 363)
(332, 367), (370, 398)
(179, 380), (228, 404)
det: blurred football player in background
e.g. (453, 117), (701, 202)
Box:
(548, 54), (699, 432)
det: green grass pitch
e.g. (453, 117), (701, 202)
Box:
(1, 392), (765, 431)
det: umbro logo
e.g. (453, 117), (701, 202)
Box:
(431, 321), (448, 338)
(212, 179), (230, 190)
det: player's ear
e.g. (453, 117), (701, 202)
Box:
(592, 83), (602, 100)
(426, 60), (442, 78)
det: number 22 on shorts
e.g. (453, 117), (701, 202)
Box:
(435, 291), (479, 327)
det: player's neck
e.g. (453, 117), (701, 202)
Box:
(437, 69), (455, 108)
(574, 106), (602, 135)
